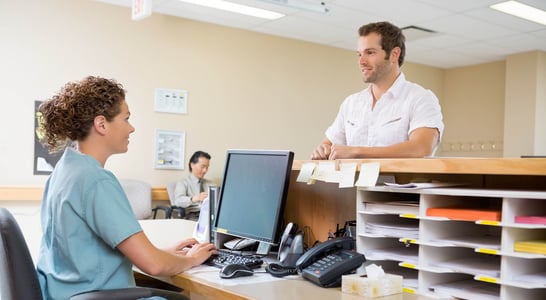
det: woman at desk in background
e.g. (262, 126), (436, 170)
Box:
(173, 150), (214, 221)
(312, 21), (444, 160)
(36, 76), (216, 299)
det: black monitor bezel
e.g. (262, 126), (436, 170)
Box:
(212, 149), (294, 245)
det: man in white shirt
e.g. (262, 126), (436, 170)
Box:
(312, 21), (444, 160)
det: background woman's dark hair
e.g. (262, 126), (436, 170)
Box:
(189, 150), (211, 171)
(358, 21), (406, 67)
(38, 76), (126, 153)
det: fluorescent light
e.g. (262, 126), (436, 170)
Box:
(257, 0), (329, 14)
(178, 0), (285, 20)
(490, 1), (546, 26)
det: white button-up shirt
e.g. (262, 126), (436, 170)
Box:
(326, 73), (444, 149)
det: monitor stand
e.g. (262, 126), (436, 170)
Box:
(255, 242), (271, 256)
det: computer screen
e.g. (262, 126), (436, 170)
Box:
(213, 149), (294, 248)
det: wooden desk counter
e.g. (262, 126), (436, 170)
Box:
(292, 157), (546, 175)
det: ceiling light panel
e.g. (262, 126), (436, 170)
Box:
(490, 1), (546, 26)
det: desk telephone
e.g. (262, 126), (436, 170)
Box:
(297, 236), (365, 287)
(267, 235), (365, 288)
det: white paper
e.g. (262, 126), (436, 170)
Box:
(355, 162), (380, 187)
(430, 256), (500, 278)
(296, 162), (317, 183)
(310, 161), (338, 182)
(384, 182), (463, 189)
(338, 162), (357, 188)
(430, 279), (500, 300)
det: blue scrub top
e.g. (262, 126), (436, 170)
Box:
(37, 148), (143, 300)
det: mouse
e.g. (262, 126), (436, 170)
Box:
(219, 263), (254, 279)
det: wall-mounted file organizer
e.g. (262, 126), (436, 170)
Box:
(356, 187), (546, 300)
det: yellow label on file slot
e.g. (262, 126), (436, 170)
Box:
(403, 287), (416, 294)
(400, 213), (417, 219)
(400, 262), (416, 269)
(477, 220), (500, 226)
(477, 248), (498, 255)
(476, 276), (498, 283)
(400, 238), (417, 244)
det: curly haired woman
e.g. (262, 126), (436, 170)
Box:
(36, 76), (216, 299)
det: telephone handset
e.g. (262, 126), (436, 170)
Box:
(295, 236), (365, 288)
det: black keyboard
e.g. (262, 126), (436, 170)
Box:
(205, 249), (263, 269)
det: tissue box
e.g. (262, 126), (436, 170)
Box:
(341, 274), (403, 298)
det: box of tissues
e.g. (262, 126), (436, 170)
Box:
(341, 264), (403, 298)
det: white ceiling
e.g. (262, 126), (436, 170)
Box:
(98, 0), (546, 69)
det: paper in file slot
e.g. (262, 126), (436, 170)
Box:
(365, 246), (419, 264)
(430, 279), (500, 300)
(426, 207), (501, 222)
(514, 240), (546, 255)
(512, 271), (546, 286)
(429, 235), (501, 250)
(514, 215), (546, 225)
(430, 256), (500, 278)
(364, 201), (419, 215)
(364, 217), (419, 239)
(384, 182), (464, 189)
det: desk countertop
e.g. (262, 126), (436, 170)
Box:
(139, 219), (443, 300)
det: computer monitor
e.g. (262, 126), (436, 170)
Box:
(213, 149), (294, 254)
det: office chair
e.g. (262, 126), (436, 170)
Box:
(119, 179), (153, 220)
(152, 181), (186, 219)
(119, 179), (174, 220)
(166, 181), (186, 219)
(0, 207), (188, 300)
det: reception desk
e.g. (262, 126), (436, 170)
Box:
(284, 158), (546, 243)
(284, 158), (546, 300)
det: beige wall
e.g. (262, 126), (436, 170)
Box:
(0, 0), (523, 188)
(440, 62), (506, 157)
(504, 51), (546, 157)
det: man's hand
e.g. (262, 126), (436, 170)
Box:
(311, 142), (332, 160)
(193, 192), (208, 202)
(328, 144), (355, 160)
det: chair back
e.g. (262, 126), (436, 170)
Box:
(0, 207), (44, 300)
(119, 179), (152, 220)
(166, 181), (178, 206)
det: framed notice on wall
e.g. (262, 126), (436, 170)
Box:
(154, 130), (185, 170)
(34, 100), (62, 175)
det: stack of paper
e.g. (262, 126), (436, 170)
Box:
(515, 215), (546, 225)
(365, 217), (419, 239)
(365, 246), (419, 264)
(514, 240), (546, 255)
(430, 279), (500, 300)
(430, 256), (500, 278)
(430, 234), (501, 250)
(365, 201), (419, 215)
(426, 207), (501, 221)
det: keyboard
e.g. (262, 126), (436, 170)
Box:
(205, 249), (264, 269)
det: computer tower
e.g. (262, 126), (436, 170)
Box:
(208, 185), (220, 247)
